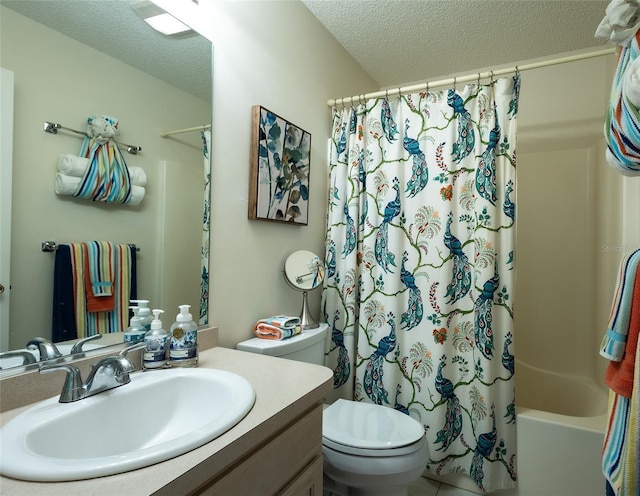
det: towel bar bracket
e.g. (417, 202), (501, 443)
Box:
(42, 241), (57, 252)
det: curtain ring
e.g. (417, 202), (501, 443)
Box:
(397, 87), (402, 99)
(350, 95), (355, 107)
(477, 72), (481, 87)
(425, 81), (430, 94)
(385, 88), (389, 100)
(490, 70), (495, 85)
(453, 76), (457, 91)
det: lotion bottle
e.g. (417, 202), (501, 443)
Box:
(169, 304), (198, 368)
(131, 299), (152, 331)
(143, 309), (167, 370)
(124, 307), (146, 345)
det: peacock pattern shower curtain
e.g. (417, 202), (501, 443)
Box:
(321, 75), (520, 492)
(199, 130), (211, 325)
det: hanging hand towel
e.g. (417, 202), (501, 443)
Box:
(82, 241), (115, 313)
(58, 153), (147, 186)
(253, 316), (302, 340)
(606, 268), (640, 397)
(69, 242), (137, 338)
(600, 248), (640, 361)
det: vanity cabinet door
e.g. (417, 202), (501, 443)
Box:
(278, 455), (323, 496)
(197, 404), (323, 496)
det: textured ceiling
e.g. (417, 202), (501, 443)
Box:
(2, 1), (612, 100)
(0, 0), (212, 102)
(301, 0), (612, 89)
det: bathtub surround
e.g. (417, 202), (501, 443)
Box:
(322, 76), (519, 492)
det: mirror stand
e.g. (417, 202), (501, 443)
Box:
(283, 250), (325, 331)
(299, 291), (318, 330)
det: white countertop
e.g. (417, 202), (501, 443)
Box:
(0, 346), (333, 496)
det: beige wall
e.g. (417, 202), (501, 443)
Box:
(1, 6), (209, 349)
(188, 0), (378, 348)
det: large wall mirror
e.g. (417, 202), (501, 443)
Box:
(0, 0), (212, 374)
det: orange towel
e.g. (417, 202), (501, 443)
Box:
(606, 269), (640, 398)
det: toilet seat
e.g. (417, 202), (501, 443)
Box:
(322, 399), (425, 457)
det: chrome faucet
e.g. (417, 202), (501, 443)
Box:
(69, 334), (103, 354)
(40, 342), (146, 403)
(26, 337), (63, 361)
(0, 350), (37, 368)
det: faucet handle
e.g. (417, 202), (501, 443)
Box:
(120, 341), (146, 358)
(40, 363), (85, 403)
(70, 334), (103, 355)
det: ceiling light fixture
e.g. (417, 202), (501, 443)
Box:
(130, 0), (194, 37)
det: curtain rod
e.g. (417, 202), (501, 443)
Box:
(327, 47), (617, 107)
(160, 124), (211, 138)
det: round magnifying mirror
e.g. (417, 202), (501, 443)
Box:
(283, 250), (325, 329)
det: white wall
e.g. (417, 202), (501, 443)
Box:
(1, 6), (209, 349)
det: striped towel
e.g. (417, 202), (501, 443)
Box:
(83, 241), (114, 314)
(602, 30), (640, 176)
(254, 316), (302, 340)
(600, 248), (640, 361)
(74, 115), (133, 204)
(602, 337), (640, 495)
(69, 242), (136, 338)
(605, 268), (640, 397)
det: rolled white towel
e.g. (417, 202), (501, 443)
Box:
(58, 154), (90, 176)
(54, 172), (146, 205)
(127, 166), (147, 187)
(54, 172), (81, 195)
(126, 185), (145, 206)
(57, 154), (147, 186)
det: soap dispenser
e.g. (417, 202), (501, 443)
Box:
(124, 307), (146, 345)
(131, 299), (152, 331)
(169, 304), (198, 368)
(143, 309), (168, 370)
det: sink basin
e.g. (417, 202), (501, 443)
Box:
(0, 368), (255, 481)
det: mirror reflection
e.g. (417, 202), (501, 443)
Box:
(283, 250), (325, 330)
(0, 1), (212, 374)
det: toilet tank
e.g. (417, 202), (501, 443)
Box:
(236, 323), (329, 365)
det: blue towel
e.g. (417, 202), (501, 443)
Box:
(600, 248), (640, 361)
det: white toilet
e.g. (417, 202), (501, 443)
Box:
(237, 323), (429, 496)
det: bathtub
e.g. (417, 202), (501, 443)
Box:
(424, 360), (608, 495)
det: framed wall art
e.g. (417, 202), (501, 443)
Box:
(248, 106), (311, 224)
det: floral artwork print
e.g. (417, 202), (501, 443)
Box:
(321, 75), (520, 492)
(249, 106), (311, 224)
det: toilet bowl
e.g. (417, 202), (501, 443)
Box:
(321, 399), (428, 496)
(236, 324), (429, 495)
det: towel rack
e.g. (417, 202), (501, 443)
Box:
(160, 124), (211, 138)
(43, 121), (142, 155)
(41, 241), (140, 252)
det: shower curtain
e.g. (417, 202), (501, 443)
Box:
(199, 130), (211, 325)
(322, 75), (520, 492)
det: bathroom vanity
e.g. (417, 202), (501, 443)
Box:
(0, 328), (333, 495)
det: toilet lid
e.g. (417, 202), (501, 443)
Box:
(322, 399), (424, 450)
